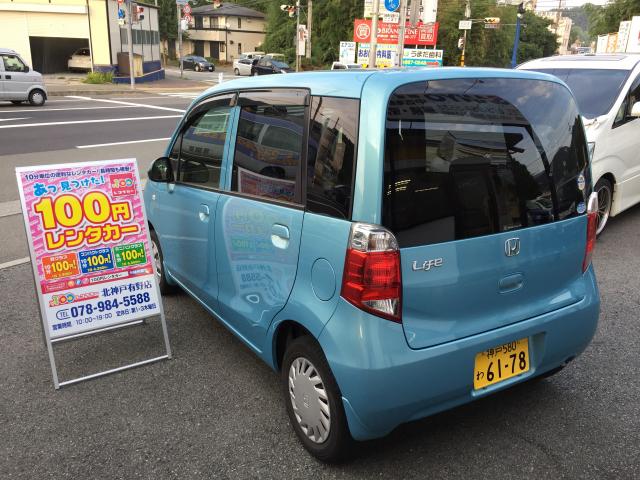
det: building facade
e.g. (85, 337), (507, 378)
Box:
(180, 3), (265, 62)
(0, 0), (162, 77)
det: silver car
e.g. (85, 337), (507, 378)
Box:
(233, 57), (258, 76)
(0, 48), (47, 106)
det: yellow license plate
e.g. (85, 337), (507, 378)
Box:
(474, 338), (530, 390)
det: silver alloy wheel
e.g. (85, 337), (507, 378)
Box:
(151, 240), (162, 281)
(288, 357), (331, 444)
(596, 182), (612, 235)
(31, 91), (44, 105)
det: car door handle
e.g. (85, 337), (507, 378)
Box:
(499, 273), (524, 293)
(271, 224), (290, 249)
(5, 75), (11, 79)
(198, 204), (210, 222)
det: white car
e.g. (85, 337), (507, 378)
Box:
(233, 57), (258, 76)
(519, 54), (640, 234)
(68, 48), (91, 71)
(0, 48), (47, 106)
(330, 62), (362, 70)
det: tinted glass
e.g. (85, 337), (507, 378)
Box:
(530, 68), (629, 118)
(178, 105), (231, 188)
(306, 97), (359, 219)
(231, 104), (305, 203)
(383, 78), (589, 248)
(2, 55), (25, 72)
(272, 61), (289, 69)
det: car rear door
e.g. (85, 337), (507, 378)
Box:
(380, 77), (591, 350)
(214, 88), (308, 350)
(1, 54), (29, 100)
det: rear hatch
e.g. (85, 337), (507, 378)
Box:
(383, 77), (591, 349)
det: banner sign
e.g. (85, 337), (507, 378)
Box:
(339, 41), (357, 64)
(16, 159), (162, 341)
(402, 48), (443, 66)
(354, 19), (439, 46)
(364, 0), (437, 23)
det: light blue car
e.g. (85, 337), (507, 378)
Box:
(145, 68), (600, 462)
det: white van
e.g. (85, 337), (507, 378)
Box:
(0, 48), (47, 106)
(519, 54), (640, 233)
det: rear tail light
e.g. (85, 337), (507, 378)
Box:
(582, 192), (598, 273)
(340, 223), (402, 322)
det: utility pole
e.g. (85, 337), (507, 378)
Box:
(126, 0), (135, 88)
(177, 2), (183, 78)
(306, 0), (312, 60)
(368, 0), (380, 68)
(395, 0), (409, 67)
(460, 0), (470, 67)
(295, 0), (300, 71)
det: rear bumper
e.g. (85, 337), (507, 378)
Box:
(318, 268), (600, 440)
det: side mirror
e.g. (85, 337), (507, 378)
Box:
(148, 157), (173, 183)
(24, 66), (30, 73)
(630, 101), (640, 118)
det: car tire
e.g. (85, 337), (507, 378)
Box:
(253, 71), (259, 76)
(150, 229), (176, 295)
(594, 177), (613, 235)
(28, 89), (46, 107)
(11, 100), (23, 105)
(234, 68), (240, 76)
(282, 335), (353, 463)
(195, 64), (201, 72)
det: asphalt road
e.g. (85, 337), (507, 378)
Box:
(1, 96), (639, 479)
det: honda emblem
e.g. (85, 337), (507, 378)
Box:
(505, 238), (520, 257)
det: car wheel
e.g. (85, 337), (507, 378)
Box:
(28, 89), (46, 107)
(282, 336), (353, 463)
(11, 100), (23, 105)
(253, 71), (259, 76)
(150, 229), (176, 295)
(594, 178), (613, 235)
(195, 64), (201, 72)
(234, 68), (240, 76)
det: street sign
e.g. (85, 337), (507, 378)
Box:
(118, 8), (125, 19)
(459, 20), (472, 29)
(384, 0), (400, 12)
(117, 0), (123, 4)
(175, 0), (188, 5)
(182, 4), (191, 14)
(484, 23), (500, 29)
(383, 12), (400, 23)
(183, 14), (192, 23)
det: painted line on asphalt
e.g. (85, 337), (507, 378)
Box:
(66, 95), (186, 113)
(0, 117), (29, 122)
(77, 137), (171, 149)
(0, 115), (183, 129)
(0, 105), (139, 114)
(0, 257), (30, 270)
(0, 200), (21, 218)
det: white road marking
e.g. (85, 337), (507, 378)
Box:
(0, 115), (182, 129)
(0, 257), (30, 270)
(66, 95), (186, 113)
(77, 137), (171, 149)
(0, 105), (138, 114)
(157, 92), (199, 99)
(0, 200), (21, 218)
(0, 117), (29, 122)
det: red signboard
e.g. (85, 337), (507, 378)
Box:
(353, 19), (439, 46)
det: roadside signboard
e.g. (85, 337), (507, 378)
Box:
(183, 14), (192, 23)
(354, 19), (439, 46)
(403, 48), (443, 66)
(626, 16), (640, 53)
(15, 159), (171, 388)
(383, 12), (400, 23)
(459, 20), (472, 30)
(182, 3), (191, 14)
(596, 34), (608, 53)
(357, 43), (397, 67)
(339, 41), (357, 64)
(617, 20), (632, 52)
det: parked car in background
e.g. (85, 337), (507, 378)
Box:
(264, 53), (285, 61)
(330, 62), (362, 70)
(519, 54), (640, 234)
(0, 48), (47, 106)
(240, 51), (264, 59)
(182, 55), (215, 72)
(145, 69), (599, 462)
(233, 57), (258, 76)
(252, 57), (293, 75)
(67, 48), (91, 72)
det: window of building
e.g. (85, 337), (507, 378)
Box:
(220, 42), (225, 53)
(238, 17), (242, 29)
(210, 17), (218, 28)
(238, 43), (242, 55)
(231, 102), (306, 203)
(306, 97), (359, 219)
(177, 103), (232, 189)
(195, 16), (203, 29)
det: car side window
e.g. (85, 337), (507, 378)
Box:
(306, 96), (359, 219)
(614, 73), (640, 128)
(2, 55), (26, 72)
(176, 99), (233, 189)
(230, 97), (306, 204)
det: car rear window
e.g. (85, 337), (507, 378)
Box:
(383, 78), (589, 248)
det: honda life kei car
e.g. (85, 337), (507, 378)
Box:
(144, 69), (600, 461)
